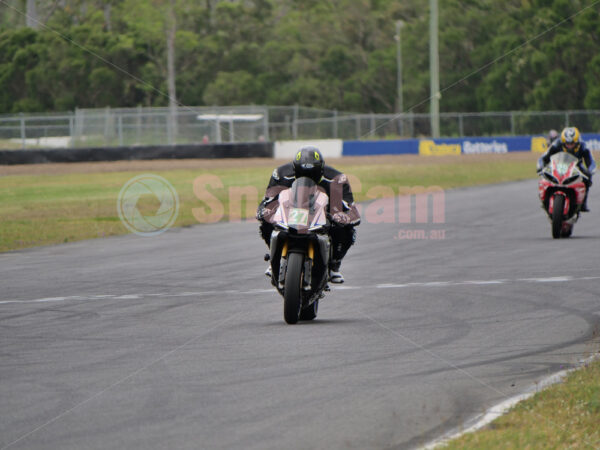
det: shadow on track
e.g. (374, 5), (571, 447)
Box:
(260, 317), (371, 327)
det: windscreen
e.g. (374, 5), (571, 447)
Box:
(550, 152), (578, 174)
(287, 177), (319, 227)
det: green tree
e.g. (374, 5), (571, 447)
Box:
(203, 70), (261, 105)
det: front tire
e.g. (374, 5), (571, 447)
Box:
(552, 194), (565, 239)
(283, 252), (303, 324)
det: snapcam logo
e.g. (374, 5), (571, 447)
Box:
(117, 174), (179, 236)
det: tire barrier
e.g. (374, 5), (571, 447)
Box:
(0, 142), (274, 165)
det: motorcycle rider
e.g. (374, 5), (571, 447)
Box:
(537, 127), (596, 212)
(256, 146), (360, 283)
(547, 129), (559, 147)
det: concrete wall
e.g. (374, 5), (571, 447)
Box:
(274, 139), (343, 159)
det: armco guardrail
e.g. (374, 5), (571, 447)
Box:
(0, 142), (273, 165)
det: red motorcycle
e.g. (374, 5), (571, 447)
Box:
(538, 152), (588, 239)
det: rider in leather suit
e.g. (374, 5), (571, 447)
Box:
(257, 146), (360, 283)
(537, 127), (596, 212)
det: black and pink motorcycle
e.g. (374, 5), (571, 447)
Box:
(538, 152), (588, 238)
(267, 177), (331, 324)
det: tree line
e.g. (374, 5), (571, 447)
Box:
(1, 0), (599, 115)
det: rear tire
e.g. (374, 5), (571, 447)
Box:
(551, 194), (564, 239)
(283, 253), (303, 324)
(299, 300), (319, 321)
(561, 226), (572, 238)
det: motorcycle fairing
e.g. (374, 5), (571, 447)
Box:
(539, 153), (587, 216)
(271, 177), (329, 233)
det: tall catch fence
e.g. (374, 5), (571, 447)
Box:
(1, 106), (600, 150)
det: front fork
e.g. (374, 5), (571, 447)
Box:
(548, 192), (570, 216)
(274, 236), (315, 292)
(302, 244), (314, 291)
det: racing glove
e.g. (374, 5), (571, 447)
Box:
(256, 207), (268, 221)
(331, 212), (351, 226)
(582, 168), (591, 179)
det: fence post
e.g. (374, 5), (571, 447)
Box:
(397, 115), (402, 137)
(118, 115), (123, 146)
(370, 113), (375, 137)
(458, 113), (464, 137)
(20, 114), (25, 150)
(284, 114), (290, 140)
(215, 118), (222, 143)
(333, 110), (338, 139)
(68, 113), (74, 147)
(166, 109), (172, 145)
(104, 106), (111, 145)
(136, 105), (142, 144)
(565, 111), (569, 127)
(292, 104), (299, 139)
(510, 111), (515, 135)
(355, 115), (361, 139)
(263, 107), (269, 141)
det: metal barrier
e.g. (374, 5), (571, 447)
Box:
(2, 106), (600, 150)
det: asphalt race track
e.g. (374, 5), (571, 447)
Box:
(1, 179), (599, 450)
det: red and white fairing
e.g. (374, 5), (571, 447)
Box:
(538, 154), (587, 215)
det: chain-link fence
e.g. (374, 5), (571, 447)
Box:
(2, 106), (600, 150)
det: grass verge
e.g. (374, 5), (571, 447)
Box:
(0, 154), (538, 253)
(441, 357), (600, 449)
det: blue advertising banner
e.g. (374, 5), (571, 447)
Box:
(582, 134), (600, 151)
(341, 135), (597, 156)
(342, 139), (419, 156)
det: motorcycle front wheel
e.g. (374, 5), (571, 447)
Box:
(551, 194), (565, 239)
(283, 252), (303, 324)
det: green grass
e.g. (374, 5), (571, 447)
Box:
(341, 159), (535, 198)
(0, 168), (267, 252)
(0, 157), (537, 253)
(442, 358), (600, 449)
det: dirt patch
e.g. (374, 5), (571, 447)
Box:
(0, 152), (544, 176)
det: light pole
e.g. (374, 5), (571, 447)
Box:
(429, 0), (440, 138)
(395, 20), (404, 115)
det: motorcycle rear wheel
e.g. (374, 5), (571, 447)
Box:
(283, 252), (303, 324)
(551, 194), (564, 239)
(299, 300), (319, 321)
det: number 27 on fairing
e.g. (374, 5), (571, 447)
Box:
(288, 208), (309, 226)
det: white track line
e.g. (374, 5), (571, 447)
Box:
(1, 276), (598, 306)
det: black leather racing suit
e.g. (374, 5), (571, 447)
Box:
(256, 163), (360, 270)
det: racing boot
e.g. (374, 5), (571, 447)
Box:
(329, 260), (344, 284)
(264, 253), (272, 277)
(581, 190), (590, 212)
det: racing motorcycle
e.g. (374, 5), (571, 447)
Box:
(538, 152), (588, 239)
(267, 177), (331, 324)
